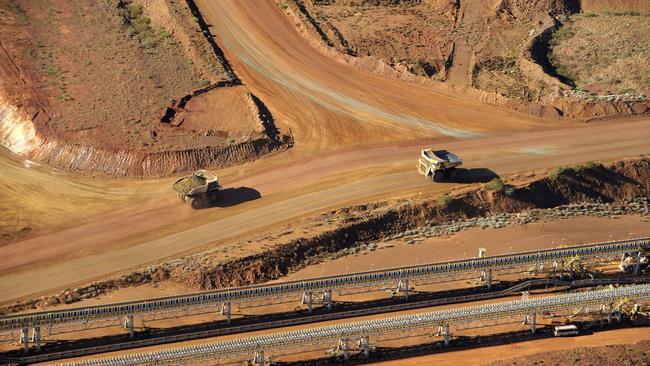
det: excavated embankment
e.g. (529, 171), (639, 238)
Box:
(3, 158), (649, 314)
(0, 93), (288, 177)
(281, 0), (650, 121)
(0, 0), (290, 177)
(172, 159), (650, 289)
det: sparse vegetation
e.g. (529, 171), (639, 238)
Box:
(118, 2), (159, 49)
(574, 161), (599, 172)
(0, 0), (236, 152)
(602, 10), (641, 16)
(549, 166), (572, 180)
(549, 14), (650, 96)
(4, 1), (29, 23)
(486, 177), (515, 196)
(438, 194), (453, 206)
(486, 177), (505, 192)
(474, 56), (535, 101)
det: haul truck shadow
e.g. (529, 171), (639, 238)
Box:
(208, 187), (261, 208)
(444, 168), (499, 184)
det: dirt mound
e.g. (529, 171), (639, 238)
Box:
(283, 0), (457, 80)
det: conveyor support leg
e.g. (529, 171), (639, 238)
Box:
(530, 313), (537, 334)
(302, 291), (313, 313)
(31, 327), (41, 351)
(221, 302), (232, 324)
(608, 303), (613, 324)
(358, 336), (370, 356)
(486, 269), (493, 289)
(339, 338), (350, 360)
(20, 327), (28, 353)
(634, 251), (642, 274)
(124, 315), (134, 338)
(325, 289), (333, 310)
(444, 324), (450, 345)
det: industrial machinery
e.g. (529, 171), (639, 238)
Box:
(173, 170), (221, 209)
(417, 149), (463, 182)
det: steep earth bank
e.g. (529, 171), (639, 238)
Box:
(3, 157), (649, 314)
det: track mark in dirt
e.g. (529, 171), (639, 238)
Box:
(447, 0), (486, 88)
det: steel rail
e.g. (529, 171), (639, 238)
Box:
(57, 284), (650, 366)
(2, 237), (648, 332)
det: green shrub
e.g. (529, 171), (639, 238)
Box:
(486, 177), (505, 192)
(553, 26), (576, 41)
(549, 166), (572, 180)
(119, 3), (160, 48)
(140, 37), (157, 49)
(582, 12), (599, 17)
(438, 194), (453, 206)
(574, 161), (599, 172)
(125, 3), (143, 18)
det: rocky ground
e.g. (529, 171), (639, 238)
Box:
(384, 197), (650, 245)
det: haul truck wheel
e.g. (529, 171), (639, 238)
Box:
(433, 170), (446, 182)
(188, 197), (203, 209)
(208, 191), (219, 203)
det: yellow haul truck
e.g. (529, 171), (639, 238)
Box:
(173, 170), (221, 209)
(417, 149), (463, 182)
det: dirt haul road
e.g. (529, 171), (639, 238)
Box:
(1, 0), (650, 304)
(2, 118), (650, 304)
(198, 0), (550, 154)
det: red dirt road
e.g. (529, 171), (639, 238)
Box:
(1, 0), (650, 304)
(1, 117), (649, 304)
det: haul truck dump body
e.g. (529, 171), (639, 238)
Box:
(417, 149), (463, 182)
(173, 170), (221, 209)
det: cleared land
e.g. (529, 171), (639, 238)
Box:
(0, 0), (273, 155)
(549, 12), (650, 96)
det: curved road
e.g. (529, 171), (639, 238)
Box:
(1, 0), (650, 303)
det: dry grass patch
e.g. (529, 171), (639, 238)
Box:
(549, 13), (650, 96)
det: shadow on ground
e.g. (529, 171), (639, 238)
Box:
(437, 168), (499, 184)
(209, 187), (261, 208)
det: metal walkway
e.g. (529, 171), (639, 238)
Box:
(58, 284), (650, 366)
(2, 237), (648, 338)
